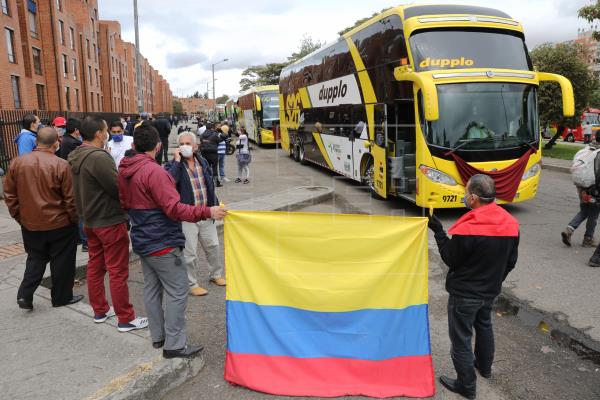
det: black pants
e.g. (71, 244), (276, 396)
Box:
(447, 295), (495, 394)
(203, 152), (220, 184)
(18, 224), (78, 306)
(156, 137), (170, 165)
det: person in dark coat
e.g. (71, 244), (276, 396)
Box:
(153, 113), (172, 165)
(199, 122), (226, 187)
(59, 118), (83, 160)
(428, 174), (519, 400)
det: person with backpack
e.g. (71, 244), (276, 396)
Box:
(562, 139), (600, 248)
(235, 127), (251, 184)
(199, 122), (226, 187)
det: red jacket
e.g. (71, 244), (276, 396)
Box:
(118, 153), (211, 255)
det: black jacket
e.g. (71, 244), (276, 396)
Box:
(200, 129), (225, 155)
(59, 134), (82, 160)
(434, 203), (519, 300)
(153, 118), (172, 139)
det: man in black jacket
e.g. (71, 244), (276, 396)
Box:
(428, 174), (519, 400)
(153, 113), (172, 165)
(59, 118), (82, 160)
(199, 122), (225, 187)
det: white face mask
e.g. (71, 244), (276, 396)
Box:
(179, 145), (193, 158)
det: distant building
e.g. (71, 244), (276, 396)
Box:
(0, 0), (172, 113)
(175, 97), (216, 114)
(567, 29), (600, 77)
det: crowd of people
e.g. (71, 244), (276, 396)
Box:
(6, 112), (229, 359)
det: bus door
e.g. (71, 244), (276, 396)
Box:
(371, 104), (388, 198)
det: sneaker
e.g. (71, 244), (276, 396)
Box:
(117, 317), (149, 332)
(561, 227), (573, 247)
(243, 179), (250, 184)
(222, 177), (231, 182)
(234, 178), (241, 183)
(589, 256), (600, 268)
(583, 236), (596, 247)
(94, 307), (116, 323)
(210, 277), (226, 286)
(81, 244), (89, 252)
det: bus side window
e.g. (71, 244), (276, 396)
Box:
(417, 91), (431, 143)
(352, 105), (368, 141)
(374, 104), (386, 147)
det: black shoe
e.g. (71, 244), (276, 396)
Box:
(52, 294), (84, 307)
(589, 256), (600, 268)
(439, 376), (476, 399)
(81, 244), (88, 252)
(216, 182), (223, 187)
(474, 360), (492, 379)
(163, 344), (203, 359)
(153, 340), (165, 349)
(17, 298), (33, 310)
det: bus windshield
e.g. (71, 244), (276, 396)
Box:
(410, 29), (532, 71)
(422, 83), (538, 150)
(260, 91), (280, 128)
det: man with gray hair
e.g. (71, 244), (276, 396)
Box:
(164, 131), (225, 296)
(428, 174), (520, 399)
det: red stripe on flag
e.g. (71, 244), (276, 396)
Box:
(224, 352), (435, 398)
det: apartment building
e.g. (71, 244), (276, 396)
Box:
(0, 0), (171, 113)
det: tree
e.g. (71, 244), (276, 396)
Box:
(191, 91), (201, 99)
(338, 7), (393, 36)
(579, 1), (600, 41)
(203, 92), (209, 99)
(173, 99), (183, 114)
(216, 94), (229, 104)
(239, 36), (323, 91)
(590, 89), (600, 108)
(530, 43), (598, 149)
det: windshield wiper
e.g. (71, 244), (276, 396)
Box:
(446, 137), (495, 153)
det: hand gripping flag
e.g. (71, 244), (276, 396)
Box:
(224, 211), (435, 398)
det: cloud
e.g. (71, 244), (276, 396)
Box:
(166, 51), (207, 69)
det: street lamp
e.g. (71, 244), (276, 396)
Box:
(212, 58), (229, 119)
(133, 0), (143, 113)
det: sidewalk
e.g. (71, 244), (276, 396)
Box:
(542, 156), (570, 173)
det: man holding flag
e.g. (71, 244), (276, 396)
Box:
(428, 174), (520, 400)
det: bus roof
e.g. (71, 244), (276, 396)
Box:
(239, 85), (279, 96)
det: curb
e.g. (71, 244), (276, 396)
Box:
(71, 185), (334, 400)
(541, 163), (570, 174)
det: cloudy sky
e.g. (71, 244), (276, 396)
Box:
(98, 0), (594, 99)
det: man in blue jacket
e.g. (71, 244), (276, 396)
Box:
(15, 114), (41, 155)
(164, 131), (225, 296)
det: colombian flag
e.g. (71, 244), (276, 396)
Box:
(224, 211), (435, 398)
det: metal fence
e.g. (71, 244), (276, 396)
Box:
(0, 110), (139, 171)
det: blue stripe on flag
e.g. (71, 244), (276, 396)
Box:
(226, 300), (430, 361)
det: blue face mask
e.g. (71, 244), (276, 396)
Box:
(462, 194), (471, 209)
(112, 134), (124, 142)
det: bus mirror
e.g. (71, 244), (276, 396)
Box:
(537, 72), (574, 117)
(394, 68), (439, 121)
(363, 140), (371, 149)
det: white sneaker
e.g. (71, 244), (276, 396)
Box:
(117, 317), (149, 332)
(222, 177), (230, 182)
(93, 307), (116, 323)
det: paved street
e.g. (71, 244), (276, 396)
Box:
(65, 142), (600, 399)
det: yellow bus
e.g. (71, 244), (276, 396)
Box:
(279, 4), (574, 208)
(237, 85), (281, 145)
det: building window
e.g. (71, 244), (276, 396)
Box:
(28, 1), (38, 38)
(36, 84), (46, 109)
(2, 0), (9, 15)
(56, 0), (61, 11)
(32, 47), (42, 75)
(5, 28), (15, 63)
(88, 65), (92, 83)
(11, 75), (21, 109)
(93, 43), (97, 61)
(62, 54), (68, 78)
(95, 68), (98, 86)
(72, 58), (77, 80)
(65, 86), (71, 110)
(91, 91), (94, 110)
(97, 93), (100, 111)
(75, 88), (80, 111)
(69, 27), (74, 49)
(58, 20), (65, 44)
(86, 39), (90, 59)
(90, 18), (94, 38)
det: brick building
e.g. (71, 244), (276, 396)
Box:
(0, 0), (172, 113)
(175, 97), (216, 114)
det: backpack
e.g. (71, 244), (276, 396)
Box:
(571, 147), (600, 188)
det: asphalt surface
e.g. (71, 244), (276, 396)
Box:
(70, 143), (600, 399)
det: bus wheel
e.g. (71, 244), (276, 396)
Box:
(362, 158), (383, 199)
(299, 145), (307, 165)
(257, 132), (262, 146)
(293, 144), (301, 162)
(566, 133), (575, 142)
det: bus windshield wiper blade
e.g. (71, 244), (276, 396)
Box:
(447, 137), (495, 153)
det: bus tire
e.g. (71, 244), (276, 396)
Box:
(299, 144), (307, 165)
(293, 144), (301, 162)
(257, 132), (262, 146)
(566, 133), (575, 142)
(362, 157), (384, 200)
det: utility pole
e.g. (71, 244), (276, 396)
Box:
(211, 58), (229, 119)
(134, 0), (143, 113)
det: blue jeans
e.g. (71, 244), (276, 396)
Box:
(79, 220), (87, 245)
(568, 202), (600, 238)
(448, 295), (495, 394)
(218, 154), (226, 179)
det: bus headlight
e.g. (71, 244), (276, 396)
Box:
(419, 165), (458, 186)
(521, 163), (541, 181)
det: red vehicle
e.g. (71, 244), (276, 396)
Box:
(561, 108), (600, 143)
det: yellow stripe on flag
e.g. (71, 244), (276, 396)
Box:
(225, 211), (428, 312)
